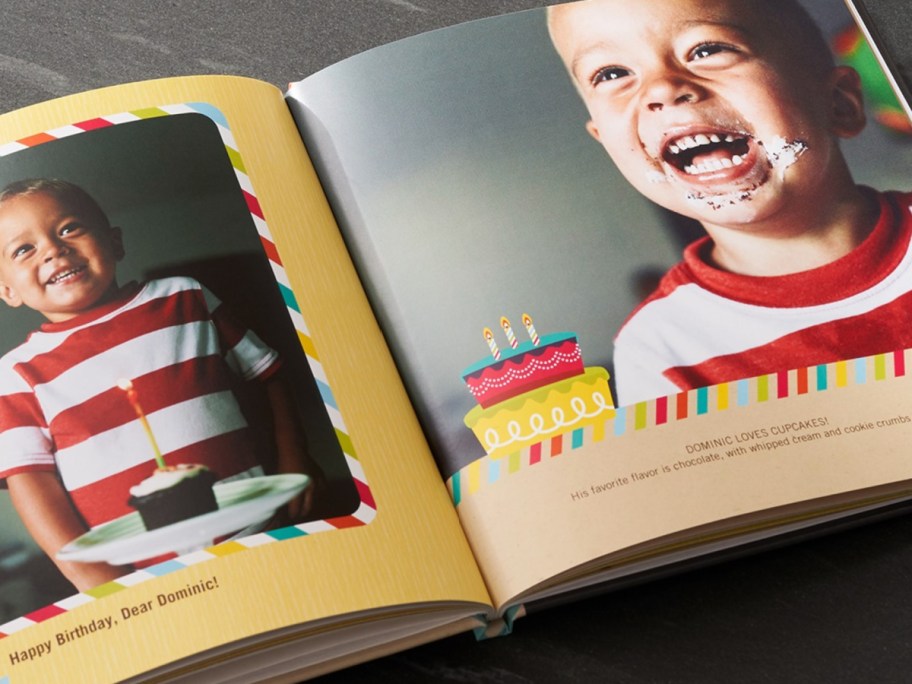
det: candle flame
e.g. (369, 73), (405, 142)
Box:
(116, 378), (133, 391)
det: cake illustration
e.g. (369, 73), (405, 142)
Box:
(462, 315), (614, 456)
(128, 464), (219, 530)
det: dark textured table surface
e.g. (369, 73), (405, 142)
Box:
(2, 2), (912, 682)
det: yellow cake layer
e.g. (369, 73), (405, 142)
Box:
(464, 367), (614, 455)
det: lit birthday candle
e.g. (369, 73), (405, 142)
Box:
(522, 313), (540, 346)
(483, 327), (501, 360)
(117, 379), (167, 469)
(500, 316), (518, 349)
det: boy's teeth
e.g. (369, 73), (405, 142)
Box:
(49, 268), (79, 284)
(683, 153), (745, 175)
(668, 133), (740, 156)
(666, 131), (749, 175)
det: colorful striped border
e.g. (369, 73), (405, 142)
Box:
(448, 348), (909, 505)
(0, 103), (376, 637)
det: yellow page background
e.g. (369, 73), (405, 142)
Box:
(457, 367), (912, 608)
(0, 76), (491, 683)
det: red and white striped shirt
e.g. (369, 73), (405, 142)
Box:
(614, 190), (912, 405)
(0, 277), (280, 528)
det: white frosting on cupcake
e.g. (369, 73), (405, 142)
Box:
(129, 464), (210, 497)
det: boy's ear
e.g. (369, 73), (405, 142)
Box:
(110, 226), (125, 261)
(585, 120), (602, 143)
(0, 282), (23, 309)
(828, 65), (866, 139)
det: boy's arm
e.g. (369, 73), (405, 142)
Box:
(264, 374), (325, 521)
(7, 471), (130, 591)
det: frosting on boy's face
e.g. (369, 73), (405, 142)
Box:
(549, 0), (863, 230)
(0, 191), (124, 322)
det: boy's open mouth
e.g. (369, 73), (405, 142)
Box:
(47, 265), (87, 285)
(661, 131), (752, 177)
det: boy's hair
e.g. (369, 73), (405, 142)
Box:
(0, 178), (111, 229)
(546, 0), (836, 76)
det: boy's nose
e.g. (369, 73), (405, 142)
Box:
(642, 73), (704, 112)
(42, 239), (71, 260)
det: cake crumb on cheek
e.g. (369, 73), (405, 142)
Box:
(680, 136), (808, 212)
(685, 186), (758, 211)
(646, 169), (670, 184)
(765, 136), (808, 179)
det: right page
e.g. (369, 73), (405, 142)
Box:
(287, 0), (912, 608)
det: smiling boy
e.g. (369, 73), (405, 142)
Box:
(0, 183), (124, 320)
(0, 179), (319, 590)
(548, 0), (912, 405)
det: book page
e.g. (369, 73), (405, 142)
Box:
(288, 0), (912, 607)
(0, 76), (490, 682)
(844, 0), (912, 121)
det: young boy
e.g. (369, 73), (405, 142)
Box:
(548, 0), (912, 405)
(0, 178), (320, 590)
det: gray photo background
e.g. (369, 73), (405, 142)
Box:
(0, 114), (357, 620)
(289, 0), (912, 478)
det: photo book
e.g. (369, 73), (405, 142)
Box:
(0, 0), (909, 681)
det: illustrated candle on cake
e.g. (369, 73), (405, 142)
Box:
(461, 315), (615, 456)
(118, 379), (219, 530)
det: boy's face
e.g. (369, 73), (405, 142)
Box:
(549, 0), (865, 231)
(0, 191), (124, 322)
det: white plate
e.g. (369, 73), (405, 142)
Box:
(57, 474), (310, 565)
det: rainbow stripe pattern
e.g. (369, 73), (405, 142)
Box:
(0, 103), (376, 638)
(448, 348), (909, 505)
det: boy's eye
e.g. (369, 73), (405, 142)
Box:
(59, 223), (85, 237)
(591, 66), (631, 86)
(688, 42), (737, 61)
(11, 244), (34, 259)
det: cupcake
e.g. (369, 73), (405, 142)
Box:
(127, 464), (218, 530)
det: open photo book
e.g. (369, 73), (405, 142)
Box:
(0, 0), (910, 681)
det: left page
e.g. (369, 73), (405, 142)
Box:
(0, 76), (491, 683)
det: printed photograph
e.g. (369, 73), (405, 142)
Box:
(291, 0), (912, 477)
(0, 111), (361, 621)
